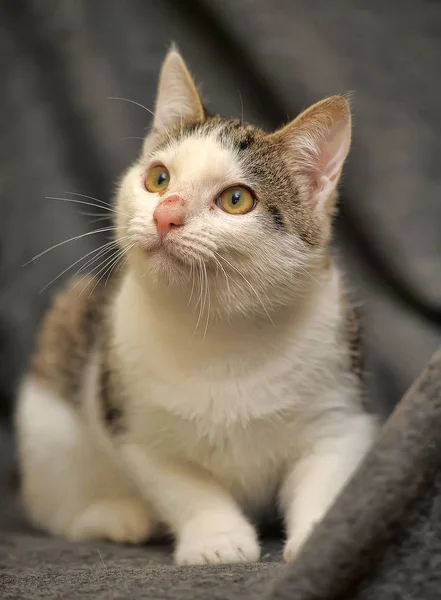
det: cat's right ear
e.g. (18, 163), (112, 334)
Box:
(268, 95), (351, 215)
(144, 48), (204, 153)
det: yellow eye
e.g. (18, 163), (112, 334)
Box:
(216, 186), (256, 215)
(145, 165), (170, 193)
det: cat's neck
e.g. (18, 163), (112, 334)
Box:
(111, 263), (342, 357)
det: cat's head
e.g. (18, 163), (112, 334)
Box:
(116, 48), (351, 318)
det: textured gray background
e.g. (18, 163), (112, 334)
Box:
(1, 0), (441, 598)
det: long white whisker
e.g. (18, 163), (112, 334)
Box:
(203, 263), (211, 339)
(46, 196), (131, 219)
(211, 254), (231, 298)
(215, 252), (274, 325)
(72, 247), (122, 294)
(78, 211), (111, 218)
(74, 236), (132, 279)
(107, 97), (166, 132)
(86, 253), (122, 298)
(105, 241), (135, 285)
(188, 261), (196, 307)
(194, 259), (205, 336)
(24, 226), (121, 266)
(63, 191), (119, 212)
(39, 238), (124, 293)
(299, 266), (320, 284)
(86, 246), (126, 298)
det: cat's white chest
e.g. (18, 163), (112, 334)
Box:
(126, 368), (297, 512)
(110, 272), (348, 509)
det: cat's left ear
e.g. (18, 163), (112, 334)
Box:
(270, 96), (351, 212)
(152, 47), (204, 135)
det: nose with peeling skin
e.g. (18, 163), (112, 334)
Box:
(153, 194), (185, 240)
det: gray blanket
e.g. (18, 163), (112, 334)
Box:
(2, 348), (441, 598)
(1, 1), (441, 598)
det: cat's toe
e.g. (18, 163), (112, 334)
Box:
(175, 527), (260, 565)
(68, 498), (155, 544)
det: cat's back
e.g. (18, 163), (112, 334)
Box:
(30, 275), (111, 405)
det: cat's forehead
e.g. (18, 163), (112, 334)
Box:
(155, 131), (240, 183)
(153, 118), (265, 184)
(175, 117), (263, 151)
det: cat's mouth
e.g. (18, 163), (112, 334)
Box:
(148, 240), (195, 268)
(130, 223), (210, 270)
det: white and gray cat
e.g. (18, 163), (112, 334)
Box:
(15, 49), (378, 565)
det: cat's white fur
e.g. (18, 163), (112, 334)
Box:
(17, 262), (377, 563)
(16, 50), (378, 565)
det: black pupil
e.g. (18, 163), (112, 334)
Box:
(157, 172), (167, 185)
(231, 191), (241, 205)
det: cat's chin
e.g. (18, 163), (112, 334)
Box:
(157, 244), (192, 265)
(140, 244), (194, 275)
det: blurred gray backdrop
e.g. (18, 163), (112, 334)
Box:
(1, 0), (441, 421)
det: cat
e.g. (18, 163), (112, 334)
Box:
(15, 48), (378, 565)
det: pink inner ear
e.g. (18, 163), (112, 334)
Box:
(316, 119), (351, 185)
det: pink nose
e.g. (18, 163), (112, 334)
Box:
(153, 195), (185, 240)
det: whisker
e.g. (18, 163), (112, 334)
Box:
(73, 239), (132, 299)
(193, 258), (205, 336)
(215, 252), (274, 324)
(46, 196), (131, 219)
(24, 226), (123, 266)
(107, 97), (166, 132)
(211, 254), (231, 298)
(188, 261), (196, 307)
(86, 254), (122, 298)
(74, 236), (131, 279)
(78, 211), (110, 218)
(89, 241), (135, 298)
(71, 247), (122, 294)
(106, 241), (135, 284)
(299, 266), (320, 285)
(203, 262), (211, 339)
(63, 191), (118, 211)
(39, 238), (124, 293)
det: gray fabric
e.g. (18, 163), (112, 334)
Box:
(199, 0), (441, 412)
(3, 349), (441, 599)
(268, 346), (441, 600)
(0, 428), (283, 599)
(1, 0), (441, 416)
(2, 0), (441, 598)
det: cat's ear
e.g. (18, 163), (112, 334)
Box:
(270, 96), (351, 211)
(152, 47), (204, 134)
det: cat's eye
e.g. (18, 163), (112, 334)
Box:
(216, 186), (256, 215)
(145, 165), (170, 193)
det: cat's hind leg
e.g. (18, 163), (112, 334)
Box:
(16, 377), (155, 544)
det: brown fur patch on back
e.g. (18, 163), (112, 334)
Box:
(31, 276), (109, 404)
(97, 325), (126, 435)
(339, 285), (370, 412)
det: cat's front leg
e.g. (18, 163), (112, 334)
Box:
(281, 412), (377, 562)
(120, 444), (260, 565)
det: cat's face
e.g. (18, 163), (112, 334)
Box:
(116, 50), (351, 318)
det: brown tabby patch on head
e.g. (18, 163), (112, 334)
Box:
(159, 116), (324, 247)
(31, 276), (109, 404)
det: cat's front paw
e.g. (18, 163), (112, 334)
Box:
(175, 522), (260, 565)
